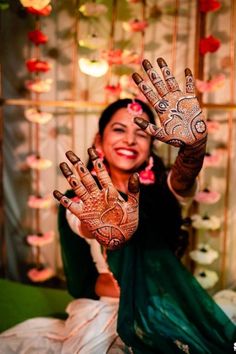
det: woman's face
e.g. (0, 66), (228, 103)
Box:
(98, 107), (152, 174)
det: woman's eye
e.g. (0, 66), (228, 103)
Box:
(137, 131), (148, 139)
(113, 128), (125, 133)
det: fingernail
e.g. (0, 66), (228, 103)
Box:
(66, 151), (80, 164)
(88, 147), (99, 161)
(134, 117), (149, 130)
(142, 59), (152, 71)
(157, 57), (167, 68)
(53, 190), (63, 200)
(132, 72), (143, 84)
(128, 173), (140, 193)
(185, 68), (192, 76)
(59, 162), (73, 177)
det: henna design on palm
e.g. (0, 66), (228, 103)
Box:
(132, 58), (207, 147)
(53, 149), (140, 250)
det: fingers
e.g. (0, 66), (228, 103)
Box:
(66, 151), (99, 194)
(185, 68), (195, 94)
(87, 148), (112, 188)
(142, 59), (168, 97)
(132, 73), (160, 112)
(59, 162), (90, 203)
(53, 190), (83, 216)
(157, 58), (180, 92)
(134, 117), (166, 142)
(127, 173), (139, 207)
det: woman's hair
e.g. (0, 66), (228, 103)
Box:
(98, 98), (156, 136)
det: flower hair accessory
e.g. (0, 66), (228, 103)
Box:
(127, 100), (143, 116)
(139, 156), (155, 185)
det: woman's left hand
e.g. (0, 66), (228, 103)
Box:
(132, 58), (207, 147)
(53, 149), (139, 250)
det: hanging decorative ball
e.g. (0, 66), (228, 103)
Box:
(79, 58), (109, 77)
(19, 0), (51, 10)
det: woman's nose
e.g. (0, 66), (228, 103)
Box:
(124, 131), (136, 145)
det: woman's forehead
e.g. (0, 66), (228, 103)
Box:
(108, 107), (150, 125)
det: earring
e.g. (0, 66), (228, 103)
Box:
(139, 156), (155, 185)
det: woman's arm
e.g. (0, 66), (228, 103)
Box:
(132, 57), (207, 199)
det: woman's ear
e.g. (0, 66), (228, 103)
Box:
(94, 133), (104, 156)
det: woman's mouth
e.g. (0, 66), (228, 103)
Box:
(115, 148), (138, 159)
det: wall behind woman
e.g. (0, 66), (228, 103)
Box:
(1, 0), (235, 291)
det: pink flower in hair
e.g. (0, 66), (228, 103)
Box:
(127, 101), (143, 116)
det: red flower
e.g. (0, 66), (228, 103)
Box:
(26, 59), (51, 73)
(28, 30), (48, 45)
(26, 4), (52, 16)
(199, 35), (221, 55)
(199, 0), (221, 13)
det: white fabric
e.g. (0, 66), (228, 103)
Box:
(66, 209), (110, 274)
(0, 297), (128, 354)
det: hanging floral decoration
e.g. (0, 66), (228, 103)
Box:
(79, 2), (108, 17)
(199, 35), (221, 55)
(28, 29), (48, 45)
(25, 78), (53, 93)
(26, 154), (52, 170)
(26, 58), (51, 73)
(123, 19), (148, 32)
(24, 108), (53, 124)
(194, 268), (219, 289)
(206, 119), (220, 133)
(196, 74), (225, 93)
(189, 243), (219, 264)
(199, 0), (221, 13)
(27, 231), (54, 247)
(79, 58), (109, 77)
(19, 0), (51, 10)
(27, 195), (52, 209)
(194, 189), (221, 204)
(203, 151), (222, 167)
(191, 214), (221, 230)
(79, 34), (106, 50)
(26, 4), (52, 16)
(27, 267), (55, 282)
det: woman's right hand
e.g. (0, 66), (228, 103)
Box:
(53, 149), (140, 250)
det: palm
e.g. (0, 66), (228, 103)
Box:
(133, 58), (207, 147)
(53, 150), (139, 250)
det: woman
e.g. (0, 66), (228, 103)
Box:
(54, 58), (236, 353)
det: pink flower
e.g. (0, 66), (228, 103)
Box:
(26, 59), (51, 73)
(26, 155), (52, 170)
(196, 74), (225, 93)
(127, 101), (143, 116)
(199, 35), (221, 55)
(25, 78), (52, 93)
(104, 84), (121, 97)
(19, 0), (51, 10)
(24, 108), (53, 124)
(123, 19), (148, 32)
(204, 152), (222, 167)
(27, 267), (54, 282)
(28, 195), (52, 209)
(206, 119), (220, 133)
(139, 169), (155, 185)
(28, 30), (48, 45)
(194, 189), (221, 204)
(101, 49), (123, 65)
(27, 231), (54, 247)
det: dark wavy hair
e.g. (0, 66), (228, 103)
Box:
(98, 98), (156, 136)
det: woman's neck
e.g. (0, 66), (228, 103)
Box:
(110, 170), (131, 194)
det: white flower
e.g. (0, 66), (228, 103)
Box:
(189, 243), (219, 264)
(194, 268), (219, 289)
(191, 214), (221, 230)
